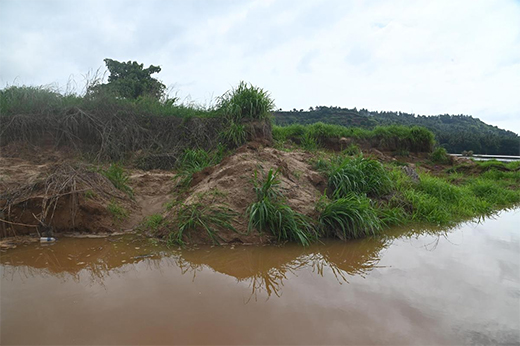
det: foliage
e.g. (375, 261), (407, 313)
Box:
(217, 81), (275, 122)
(328, 156), (392, 198)
(272, 123), (435, 153)
(273, 106), (519, 155)
(107, 200), (128, 221)
(101, 163), (133, 197)
(430, 147), (451, 164)
(220, 120), (247, 147)
(167, 203), (237, 246)
(174, 146), (226, 187)
(317, 194), (382, 240)
(247, 169), (317, 246)
(142, 214), (164, 231)
(89, 58), (166, 100)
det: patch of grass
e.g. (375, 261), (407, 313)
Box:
(142, 214), (164, 231)
(273, 123), (435, 153)
(217, 81), (275, 122)
(342, 144), (360, 156)
(301, 133), (319, 151)
(317, 194), (382, 240)
(102, 163), (133, 197)
(174, 145), (226, 187)
(328, 156), (392, 198)
(84, 190), (98, 199)
(247, 168), (317, 246)
(430, 147), (451, 164)
(220, 120), (247, 148)
(107, 200), (128, 221)
(167, 203), (237, 246)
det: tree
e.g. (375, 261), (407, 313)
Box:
(91, 59), (166, 100)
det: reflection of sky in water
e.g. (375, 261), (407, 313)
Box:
(1, 209), (519, 345)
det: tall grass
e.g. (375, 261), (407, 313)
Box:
(217, 81), (275, 122)
(168, 203), (237, 246)
(247, 169), (317, 245)
(175, 145), (226, 187)
(101, 163), (133, 197)
(318, 194), (382, 240)
(328, 156), (392, 198)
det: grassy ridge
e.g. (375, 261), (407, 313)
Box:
(273, 122), (435, 152)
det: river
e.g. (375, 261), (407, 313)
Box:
(1, 209), (519, 345)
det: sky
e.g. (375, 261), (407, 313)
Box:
(1, 0), (519, 134)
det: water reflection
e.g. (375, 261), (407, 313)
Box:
(1, 232), (396, 298)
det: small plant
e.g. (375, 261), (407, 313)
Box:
(318, 194), (382, 240)
(102, 163), (133, 197)
(142, 214), (164, 231)
(217, 81), (275, 122)
(342, 144), (360, 156)
(107, 200), (128, 221)
(84, 190), (97, 199)
(168, 203), (237, 246)
(301, 133), (318, 151)
(247, 168), (317, 246)
(431, 147), (451, 164)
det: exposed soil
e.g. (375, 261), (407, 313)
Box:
(1, 139), (476, 246)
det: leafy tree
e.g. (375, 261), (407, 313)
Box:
(91, 58), (166, 100)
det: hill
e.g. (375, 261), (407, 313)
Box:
(274, 107), (519, 155)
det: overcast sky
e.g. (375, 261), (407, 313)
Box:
(1, 0), (519, 134)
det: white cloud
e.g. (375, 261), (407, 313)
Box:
(1, 0), (519, 133)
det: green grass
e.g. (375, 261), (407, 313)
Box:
(273, 123), (435, 153)
(174, 145), (226, 187)
(142, 214), (164, 231)
(328, 156), (392, 198)
(167, 203), (237, 246)
(107, 200), (128, 221)
(219, 120), (247, 148)
(217, 81), (275, 122)
(247, 168), (317, 246)
(102, 163), (133, 197)
(318, 194), (382, 240)
(430, 147), (451, 164)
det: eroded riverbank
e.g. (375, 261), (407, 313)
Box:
(1, 209), (519, 345)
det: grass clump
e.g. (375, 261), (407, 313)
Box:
(101, 163), (133, 197)
(328, 156), (392, 198)
(175, 146), (226, 187)
(430, 147), (451, 164)
(318, 194), (382, 240)
(142, 214), (164, 231)
(107, 200), (128, 221)
(217, 81), (275, 122)
(167, 203), (237, 246)
(220, 120), (247, 148)
(247, 168), (317, 246)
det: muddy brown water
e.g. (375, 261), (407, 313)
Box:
(1, 210), (519, 345)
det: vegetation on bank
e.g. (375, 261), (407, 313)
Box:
(274, 106), (519, 156)
(1, 60), (519, 246)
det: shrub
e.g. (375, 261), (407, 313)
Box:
(431, 147), (451, 164)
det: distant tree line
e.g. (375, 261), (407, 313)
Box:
(274, 106), (519, 155)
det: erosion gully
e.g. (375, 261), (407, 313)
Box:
(1, 209), (519, 345)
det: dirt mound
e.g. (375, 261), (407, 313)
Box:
(159, 144), (324, 244)
(0, 160), (137, 238)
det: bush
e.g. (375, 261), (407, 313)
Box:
(431, 147), (451, 164)
(217, 81), (275, 122)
